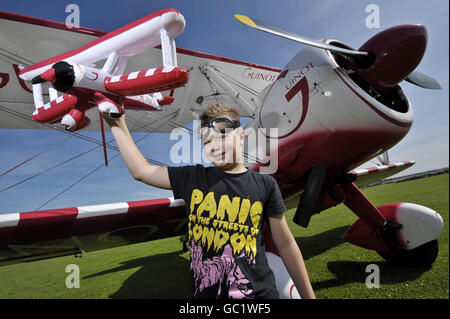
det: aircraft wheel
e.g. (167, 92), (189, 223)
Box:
(377, 240), (439, 268)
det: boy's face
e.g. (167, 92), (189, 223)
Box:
(200, 117), (246, 170)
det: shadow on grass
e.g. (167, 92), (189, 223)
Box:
(85, 226), (350, 298)
(84, 250), (191, 298)
(83, 225), (431, 298)
(313, 260), (429, 292)
(294, 225), (349, 260)
(293, 225), (431, 292)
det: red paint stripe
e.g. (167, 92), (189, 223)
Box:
(262, 76), (309, 140)
(122, 198), (185, 232)
(16, 207), (78, 242)
(12, 64), (34, 93)
(127, 198), (171, 213)
(137, 69), (147, 78)
(290, 284), (296, 299)
(277, 69), (288, 79)
(154, 67), (164, 75)
(285, 76), (306, 102)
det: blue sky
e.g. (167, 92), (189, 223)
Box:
(0, 0), (448, 213)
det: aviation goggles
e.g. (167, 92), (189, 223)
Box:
(200, 118), (241, 139)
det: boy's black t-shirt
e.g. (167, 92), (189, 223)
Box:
(167, 164), (287, 299)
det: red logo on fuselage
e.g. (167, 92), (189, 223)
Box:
(242, 67), (277, 82)
(284, 62), (314, 92)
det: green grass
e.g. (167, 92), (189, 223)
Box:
(0, 174), (448, 299)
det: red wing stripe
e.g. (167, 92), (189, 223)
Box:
(349, 161), (415, 176)
(16, 207), (78, 242)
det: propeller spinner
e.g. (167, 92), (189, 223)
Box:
(31, 61), (75, 92)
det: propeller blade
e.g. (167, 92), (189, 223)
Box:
(31, 75), (46, 85)
(405, 70), (443, 90)
(235, 14), (371, 58)
(31, 62), (73, 86)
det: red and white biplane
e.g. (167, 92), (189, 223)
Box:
(0, 9), (444, 299)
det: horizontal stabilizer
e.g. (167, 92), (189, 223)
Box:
(32, 94), (77, 123)
(348, 161), (415, 188)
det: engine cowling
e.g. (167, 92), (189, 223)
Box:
(61, 108), (91, 131)
(343, 202), (444, 252)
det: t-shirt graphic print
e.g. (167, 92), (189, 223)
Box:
(168, 165), (286, 299)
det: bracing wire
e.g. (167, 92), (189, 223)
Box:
(34, 115), (172, 210)
(0, 100), (265, 198)
(0, 134), (73, 178)
(0, 106), (174, 193)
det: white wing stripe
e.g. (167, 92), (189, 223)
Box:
(110, 75), (121, 83)
(76, 202), (129, 219)
(169, 197), (186, 207)
(145, 68), (156, 76)
(127, 71), (140, 80)
(0, 213), (20, 227)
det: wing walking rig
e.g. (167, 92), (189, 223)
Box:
(18, 9), (189, 165)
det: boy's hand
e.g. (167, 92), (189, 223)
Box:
(100, 110), (125, 127)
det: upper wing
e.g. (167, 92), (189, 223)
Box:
(18, 9), (186, 81)
(0, 11), (280, 134)
(0, 197), (186, 266)
(348, 161), (415, 188)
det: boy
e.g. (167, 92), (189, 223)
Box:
(102, 104), (315, 299)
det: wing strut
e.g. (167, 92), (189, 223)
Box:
(201, 64), (256, 115)
(98, 110), (108, 167)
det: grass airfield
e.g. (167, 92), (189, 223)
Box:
(0, 173), (448, 299)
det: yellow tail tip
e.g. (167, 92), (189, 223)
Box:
(234, 14), (257, 27)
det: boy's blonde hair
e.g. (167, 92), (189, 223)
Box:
(200, 103), (241, 125)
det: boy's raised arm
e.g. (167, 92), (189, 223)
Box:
(103, 113), (172, 190)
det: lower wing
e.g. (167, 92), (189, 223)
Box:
(0, 161), (415, 266)
(0, 197), (186, 266)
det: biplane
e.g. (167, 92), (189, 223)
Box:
(0, 8), (444, 299)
